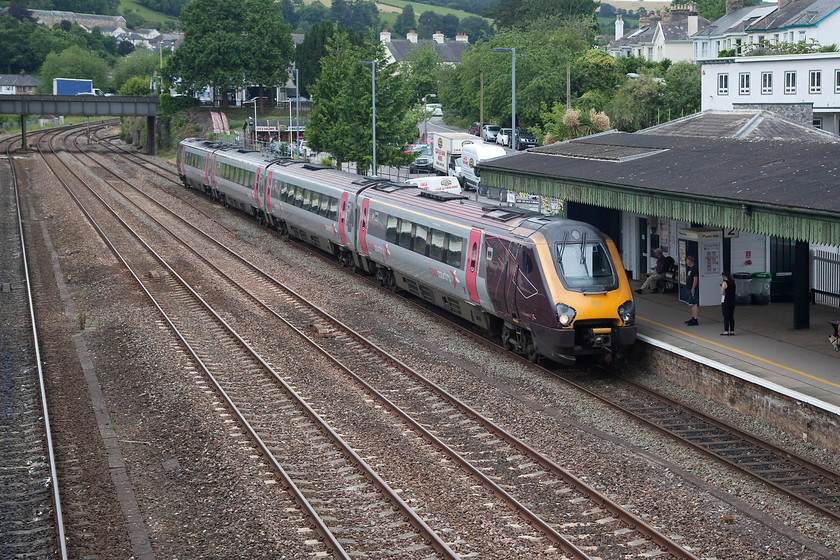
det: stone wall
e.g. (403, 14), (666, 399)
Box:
(627, 343), (840, 455)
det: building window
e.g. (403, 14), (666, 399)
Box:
(784, 71), (796, 94)
(718, 73), (729, 95)
(761, 72), (773, 94)
(835, 69), (840, 93)
(799, 31), (806, 42)
(739, 73), (750, 95)
(810, 70), (821, 94)
(647, 46), (653, 61)
(813, 117), (823, 130)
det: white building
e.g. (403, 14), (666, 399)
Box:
(609, 3), (709, 63)
(700, 52), (840, 134)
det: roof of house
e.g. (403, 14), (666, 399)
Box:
(692, 5), (777, 38)
(384, 39), (470, 64)
(749, 0), (840, 31)
(0, 74), (39, 87)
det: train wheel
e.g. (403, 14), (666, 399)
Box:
(525, 336), (538, 363)
(501, 326), (513, 351)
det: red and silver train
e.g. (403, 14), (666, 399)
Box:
(178, 138), (637, 364)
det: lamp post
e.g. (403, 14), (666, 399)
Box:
(285, 67), (299, 154)
(422, 92), (436, 145)
(359, 60), (376, 176)
(493, 47), (516, 152)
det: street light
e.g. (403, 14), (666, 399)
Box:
(359, 60), (376, 176)
(422, 93), (436, 145)
(285, 67), (299, 154)
(493, 47), (516, 152)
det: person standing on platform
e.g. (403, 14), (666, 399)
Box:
(720, 271), (736, 335)
(684, 255), (699, 326)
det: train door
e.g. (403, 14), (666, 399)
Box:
(338, 192), (349, 246)
(466, 229), (482, 304)
(359, 198), (370, 256)
(254, 168), (262, 208)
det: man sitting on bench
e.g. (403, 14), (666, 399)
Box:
(830, 321), (840, 351)
(636, 248), (667, 294)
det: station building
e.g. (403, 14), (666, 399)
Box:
(479, 109), (840, 329)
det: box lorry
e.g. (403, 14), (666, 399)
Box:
(459, 143), (507, 192)
(52, 78), (103, 96)
(432, 132), (476, 177)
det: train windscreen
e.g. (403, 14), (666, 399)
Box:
(554, 234), (617, 291)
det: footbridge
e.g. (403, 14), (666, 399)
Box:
(0, 95), (159, 153)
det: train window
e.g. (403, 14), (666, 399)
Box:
(293, 186), (304, 208)
(248, 170), (255, 188)
(413, 225), (429, 256)
(398, 220), (413, 249)
(328, 197), (339, 221)
(386, 216), (399, 243)
(522, 252), (533, 274)
(302, 189), (312, 213)
(429, 229), (445, 261)
(555, 240), (616, 289)
(486, 247), (494, 261)
(446, 235), (463, 268)
(309, 191), (321, 214)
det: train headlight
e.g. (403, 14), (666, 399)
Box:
(555, 303), (576, 327)
(618, 300), (635, 326)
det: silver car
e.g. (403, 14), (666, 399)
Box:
(482, 125), (500, 142)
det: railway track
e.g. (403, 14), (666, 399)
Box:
(58, 127), (701, 558)
(45, 125), (839, 555)
(0, 133), (67, 559)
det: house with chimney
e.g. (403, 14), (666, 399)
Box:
(379, 29), (471, 66)
(0, 72), (38, 95)
(692, 0), (840, 58)
(696, 0), (840, 135)
(608, 3), (709, 63)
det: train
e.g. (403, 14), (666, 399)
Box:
(177, 138), (637, 365)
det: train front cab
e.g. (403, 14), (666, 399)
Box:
(531, 227), (636, 365)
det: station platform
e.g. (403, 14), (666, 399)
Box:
(632, 284), (840, 416)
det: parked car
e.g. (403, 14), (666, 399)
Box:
(482, 124), (501, 142)
(514, 128), (537, 150)
(496, 128), (512, 147)
(409, 145), (434, 173)
(468, 122), (481, 136)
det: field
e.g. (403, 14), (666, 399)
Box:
(119, 0), (178, 28)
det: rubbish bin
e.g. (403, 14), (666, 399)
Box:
(751, 272), (771, 305)
(733, 272), (752, 304)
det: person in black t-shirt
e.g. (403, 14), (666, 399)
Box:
(719, 271), (736, 335)
(684, 255), (699, 326)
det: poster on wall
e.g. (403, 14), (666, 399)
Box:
(702, 241), (720, 274)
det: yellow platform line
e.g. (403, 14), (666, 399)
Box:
(639, 316), (840, 390)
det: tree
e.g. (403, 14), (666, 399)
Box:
(457, 16), (494, 42)
(484, 0), (599, 31)
(392, 5), (417, 36)
(117, 39), (135, 56)
(297, 1), (330, 32)
(119, 75), (153, 95)
(330, 0), (379, 33)
(606, 73), (665, 131)
(662, 61), (701, 118)
(308, 30), (416, 174)
(417, 11), (443, 39)
(243, 0), (294, 108)
(37, 45), (110, 93)
(295, 20), (367, 97)
(113, 49), (160, 93)
(397, 43), (443, 102)
(166, 0), (248, 106)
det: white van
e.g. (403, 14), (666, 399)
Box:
(460, 143), (507, 191)
(408, 175), (462, 194)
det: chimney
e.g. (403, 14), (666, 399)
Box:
(615, 14), (625, 40)
(725, 0), (743, 14)
(432, 30), (444, 43)
(380, 29), (391, 43)
(688, 12), (698, 36)
(455, 33), (469, 43)
(407, 30), (418, 43)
